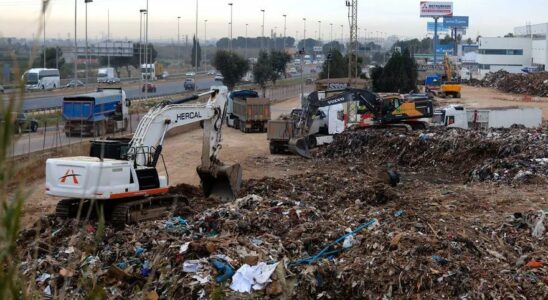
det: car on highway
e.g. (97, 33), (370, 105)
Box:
(207, 70), (216, 75)
(184, 78), (195, 90)
(65, 79), (84, 88)
(142, 83), (157, 93)
(214, 74), (224, 81)
(185, 71), (196, 77)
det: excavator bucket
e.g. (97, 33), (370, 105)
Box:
(288, 136), (312, 159)
(197, 163), (242, 201)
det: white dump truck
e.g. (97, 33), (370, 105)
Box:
(432, 105), (543, 129)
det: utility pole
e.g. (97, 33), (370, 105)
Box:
(228, 3), (233, 52)
(340, 24), (343, 47)
(74, 0), (77, 80)
(330, 23), (333, 48)
(283, 14), (287, 51)
(318, 20), (321, 42)
(145, 0), (149, 99)
(346, 0), (358, 80)
(139, 9), (145, 97)
(261, 9), (265, 50)
(85, 0), (93, 87)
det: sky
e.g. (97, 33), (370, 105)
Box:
(0, 0), (546, 42)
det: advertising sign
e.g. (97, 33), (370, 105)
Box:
(443, 16), (469, 28)
(420, 1), (453, 18)
(427, 22), (450, 33)
(436, 44), (455, 55)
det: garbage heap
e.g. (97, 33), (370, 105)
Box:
(321, 127), (548, 185)
(471, 70), (548, 97)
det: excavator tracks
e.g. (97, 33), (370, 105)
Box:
(55, 195), (187, 228)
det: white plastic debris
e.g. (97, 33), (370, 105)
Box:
(532, 210), (546, 238)
(179, 242), (190, 254)
(229, 262), (279, 293)
(183, 260), (203, 273)
(36, 273), (51, 283)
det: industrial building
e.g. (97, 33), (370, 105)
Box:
(476, 22), (547, 78)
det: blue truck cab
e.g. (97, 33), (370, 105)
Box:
(63, 88), (129, 137)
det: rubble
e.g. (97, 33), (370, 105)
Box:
(16, 126), (547, 299)
(470, 70), (548, 97)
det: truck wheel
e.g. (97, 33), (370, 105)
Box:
(307, 136), (317, 148)
(269, 143), (278, 154)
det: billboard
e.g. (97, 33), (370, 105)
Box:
(420, 1), (453, 18)
(443, 16), (469, 28)
(427, 22), (450, 33)
(436, 44), (455, 55)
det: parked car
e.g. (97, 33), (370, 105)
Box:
(142, 83), (157, 93)
(106, 77), (121, 84)
(65, 79), (84, 88)
(214, 74), (224, 81)
(0, 112), (39, 133)
(184, 78), (195, 90)
(207, 69), (216, 75)
(161, 71), (169, 79)
(185, 71), (196, 77)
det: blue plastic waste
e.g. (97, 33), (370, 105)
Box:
(210, 258), (235, 283)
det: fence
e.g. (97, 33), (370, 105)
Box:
(10, 83), (314, 158)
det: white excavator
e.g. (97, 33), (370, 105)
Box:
(45, 86), (242, 226)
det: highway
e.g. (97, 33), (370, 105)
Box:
(16, 77), (219, 111)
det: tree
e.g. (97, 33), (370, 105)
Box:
(504, 33), (514, 38)
(269, 50), (291, 83)
(318, 49), (364, 80)
(211, 50), (249, 90)
(191, 35), (202, 68)
(371, 49), (418, 93)
(297, 38), (320, 54)
(32, 47), (65, 69)
(322, 41), (344, 54)
(465, 37), (474, 45)
(253, 51), (273, 96)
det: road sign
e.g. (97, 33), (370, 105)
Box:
(420, 1), (453, 18)
(427, 22), (450, 33)
(76, 41), (134, 57)
(443, 16), (469, 28)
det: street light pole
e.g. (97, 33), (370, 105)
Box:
(144, 0), (149, 99)
(261, 9), (265, 50)
(85, 0), (92, 87)
(107, 9), (110, 68)
(340, 24), (343, 49)
(228, 3), (233, 52)
(318, 20), (321, 43)
(43, 5), (46, 68)
(283, 14), (287, 51)
(303, 18), (306, 54)
(330, 23), (333, 46)
(194, 0), (198, 91)
(177, 16), (181, 67)
(245, 23), (248, 58)
(74, 0), (77, 80)
(204, 19), (207, 72)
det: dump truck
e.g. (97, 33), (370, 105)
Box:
(226, 90), (271, 133)
(63, 88), (129, 137)
(432, 105), (543, 129)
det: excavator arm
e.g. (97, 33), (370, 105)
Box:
(126, 86), (240, 200)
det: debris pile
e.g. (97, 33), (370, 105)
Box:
(18, 156), (548, 299)
(321, 127), (548, 184)
(471, 70), (548, 97)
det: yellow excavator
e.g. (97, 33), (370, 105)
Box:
(425, 53), (462, 98)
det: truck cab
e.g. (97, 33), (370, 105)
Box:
(432, 105), (468, 128)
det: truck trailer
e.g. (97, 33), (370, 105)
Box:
(432, 105), (543, 129)
(226, 90), (271, 133)
(63, 88), (130, 137)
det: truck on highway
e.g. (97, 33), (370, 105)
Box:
(62, 88), (130, 137)
(432, 105), (543, 129)
(97, 67), (120, 84)
(226, 90), (271, 133)
(141, 62), (165, 81)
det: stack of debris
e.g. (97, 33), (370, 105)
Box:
(321, 127), (548, 185)
(471, 70), (548, 97)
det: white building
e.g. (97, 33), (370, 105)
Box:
(477, 37), (532, 78)
(476, 22), (547, 78)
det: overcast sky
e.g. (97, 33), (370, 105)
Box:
(0, 0), (546, 42)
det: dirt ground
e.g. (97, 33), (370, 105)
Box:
(20, 96), (303, 225)
(19, 85), (548, 226)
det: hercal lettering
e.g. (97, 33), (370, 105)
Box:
(177, 112), (202, 120)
